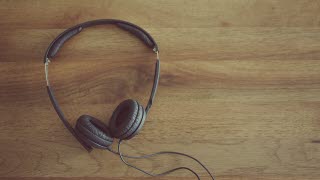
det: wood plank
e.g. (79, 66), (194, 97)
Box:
(1, 28), (320, 62)
(0, 0), (320, 28)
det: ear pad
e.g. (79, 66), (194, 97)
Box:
(75, 115), (114, 149)
(109, 99), (146, 140)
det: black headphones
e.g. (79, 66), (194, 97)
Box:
(44, 19), (160, 152)
(44, 19), (214, 180)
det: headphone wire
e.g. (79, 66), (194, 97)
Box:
(106, 140), (215, 180)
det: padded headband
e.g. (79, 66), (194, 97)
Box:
(44, 19), (160, 151)
(44, 19), (159, 60)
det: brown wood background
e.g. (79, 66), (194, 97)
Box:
(1, 0), (320, 179)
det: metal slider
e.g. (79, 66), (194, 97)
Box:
(45, 58), (51, 86)
(153, 47), (159, 60)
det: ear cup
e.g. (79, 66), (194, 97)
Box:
(75, 115), (114, 149)
(109, 99), (146, 140)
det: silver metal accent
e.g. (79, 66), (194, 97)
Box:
(152, 47), (159, 60)
(155, 50), (159, 60)
(153, 47), (157, 52)
(45, 58), (51, 86)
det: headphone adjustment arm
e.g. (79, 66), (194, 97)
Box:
(45, 58), (51, 86)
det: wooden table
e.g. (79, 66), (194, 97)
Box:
(1, 0), (319, 179)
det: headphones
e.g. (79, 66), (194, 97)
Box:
(44, 19), (160, 152)
(44, 19), (214, 180)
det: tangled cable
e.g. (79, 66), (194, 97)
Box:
(106, 140), (215, 180)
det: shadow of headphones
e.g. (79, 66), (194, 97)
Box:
(44, 19), (160, 152)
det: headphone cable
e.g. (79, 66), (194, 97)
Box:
(106, 140), (214, 180)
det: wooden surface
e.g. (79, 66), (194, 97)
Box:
(1, 0), (320, 179)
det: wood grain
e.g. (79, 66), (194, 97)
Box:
(0, 0), (320, 179)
